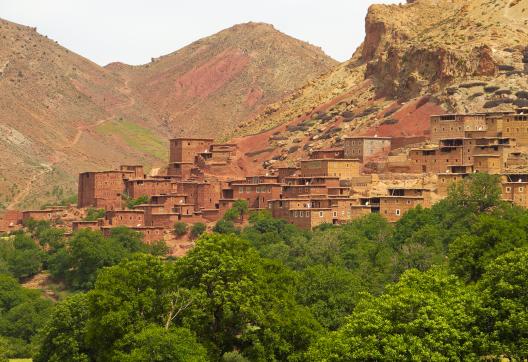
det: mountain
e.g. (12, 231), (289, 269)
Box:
(105, 22), (337, 138)
(233, 0), (528, 169)
(0, 19), (336, 209)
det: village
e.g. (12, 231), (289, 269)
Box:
(2, 107), (528, 254)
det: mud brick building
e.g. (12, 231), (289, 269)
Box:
(78, 170), (133, 209)
(501, 173), (528, 207)
(379, 187), (432, 222)
(125, 178), (172, 199)
(105, 210), (145, 227)
(0, 210), (22, 233)
(300, 159), (360, 179)
(344, 136), (392, 162)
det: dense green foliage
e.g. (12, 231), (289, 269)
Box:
(0, 274), (53, 358)
(3, 173), (528, 360)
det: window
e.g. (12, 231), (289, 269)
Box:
(333, 211), (337, 217)
(506, 187), (512, 192)
(319, 211), (324, 217)
(299, 211), (304, 217)
(520, 187), (524, 193)
(396, 209), (401, 216)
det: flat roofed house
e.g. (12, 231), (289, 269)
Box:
(344, 136), (391, 162)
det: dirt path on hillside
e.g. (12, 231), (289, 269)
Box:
(7, 80), (137, 209)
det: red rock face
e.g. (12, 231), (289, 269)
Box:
(140, 49), (251, 107)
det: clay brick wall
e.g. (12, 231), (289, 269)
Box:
(473, 155), (501, 174)
(300, 160), (360, 179)
(120, 165), (144, 179)
(78, 171), (129, 209)
(380, 196), (424, 222)
(502, 182), (528, 207)
(310, 149), (345, 160)
(169, 138), (213, 163)
(106, 210), (145, 227)
(125, 179), (172, 199)
(344, 138), (391, 162)
(231, 183), (282, 209)
(500, 115), (528, 146)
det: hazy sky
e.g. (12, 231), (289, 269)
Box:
(1, 0), (401, 66)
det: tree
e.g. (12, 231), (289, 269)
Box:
(174, 222), (188, 237)
(449, 207), (528, 282)
(478, 247), (528, 360)
(112, 325), (207, 362)
(0, 233), (44, 280)
(190, 223), (206, 239)
(0, 297), (53, 342)
(232, 200), (249, 221)
(176, 234), (321, 360)
(296, 265), (360, 330)
(85, 255), (177, 361)
(109, 226), (145, 253)
(307, 268), (488, 361)
(48, 229), (128, 290)
(35, 293), (92, 362)
(84, 208), (105, 221)
(126, 195), (149, 209)
(445, 173), (502, 213)
(213, 219), (238, 234)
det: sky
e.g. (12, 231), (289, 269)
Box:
(0, 0), (401, 66)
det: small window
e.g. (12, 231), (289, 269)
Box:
(506, 187), (512, 192)
(520, 187), (524, 193)
(319, 211), (324, 217)
(396, 209), (401, 216)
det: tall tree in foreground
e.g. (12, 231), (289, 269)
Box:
(478, 247), (528, 360)
(306, 268), (488, 361)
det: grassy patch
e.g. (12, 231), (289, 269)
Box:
(97, 119), (167, 161)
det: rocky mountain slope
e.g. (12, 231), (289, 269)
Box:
(234, 0), (528, 169)
(0, 19), (335, 209)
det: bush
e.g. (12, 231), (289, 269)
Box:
(341, 111), (355, 119)
(381, 118), (399, 125)
(85, 208), (105, 221)
(515, 91), (528, 99)
(446, 87), (457, 95)
(495, 89), (512, 96)
(498, 65), (515, 71)
(483, 98), (513, 108)
(190, 223), (206, 239)
(484, 86), (500, 93)
(514, 99), (528, 108)
(286, 124), (308, 132)
(288, 146), (300, 154)
(173, 222), (188, 237)
(459, 81), (487, 88)
(126, 195), (149, 209)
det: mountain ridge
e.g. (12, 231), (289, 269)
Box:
(0, 19), (336, 209)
